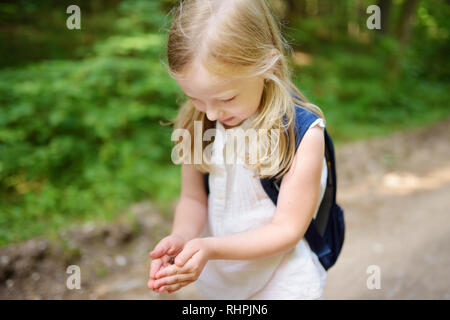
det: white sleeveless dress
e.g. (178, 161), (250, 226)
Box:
(196, 113), (328, 300)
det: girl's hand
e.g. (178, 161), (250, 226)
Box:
(148, 255), (175, 291)
(148, 234), (186, 291)
(152, 238), (214, 294)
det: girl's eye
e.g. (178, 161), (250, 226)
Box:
(222, 96), (236, 103)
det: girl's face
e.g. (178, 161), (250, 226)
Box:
(174, 60), (266, 129)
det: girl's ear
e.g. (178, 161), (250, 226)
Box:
(263, 49), (278, 82)
(268, 48), (278, 57)
(267, 49), (279, 62)
(264, 71), (274, 83)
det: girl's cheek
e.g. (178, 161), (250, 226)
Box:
(193, 101), (205, 111)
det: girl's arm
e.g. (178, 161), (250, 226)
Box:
(208, 126), (325, 260)
(170, 163), (208, 242)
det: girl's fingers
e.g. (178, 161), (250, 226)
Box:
(153, 272), (196, 290)
(167, 246), (177, 255)
(155, 263), (184, 279)
(161, 254), (171, 265)
(150, 236), (182, 258)
(149, 242), (168, 258)
(159, 281), (192, 294)
(155, 251), (200, 279)
(150, 256), (177, 286)
(149, 258), (162, 279)
(149, 253), (174, 278)
(160, 255), (174, 270)
(174, 245), (198, 267)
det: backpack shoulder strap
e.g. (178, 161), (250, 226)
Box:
(292, 104), (321, 149)
(259, 102), (322, 203)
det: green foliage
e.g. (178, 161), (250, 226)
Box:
(409, 0), (450, 81)
(0, 0), (181, 246)
(285, 0), (450, 144)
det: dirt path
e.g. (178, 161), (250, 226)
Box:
(324, 118), (450, 299)
(1, 118), (449, 300)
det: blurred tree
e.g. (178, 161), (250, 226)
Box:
(396, 0), (420, 47)
(378, 0), (393, 34)
(285, 0), (306, 19)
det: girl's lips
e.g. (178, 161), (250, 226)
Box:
(220, 116), (235, 123)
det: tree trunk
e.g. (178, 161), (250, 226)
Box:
(285, 0), (306, 19)
(377, 0), (393, 34)
(396, 0), (420, 47)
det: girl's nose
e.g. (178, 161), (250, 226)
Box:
(205, 105), (222, 121)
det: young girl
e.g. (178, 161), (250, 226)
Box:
(148, 0), (328, 300)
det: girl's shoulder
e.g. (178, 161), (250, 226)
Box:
(291, 104), (323, 149)
(293, 104), (320, 124)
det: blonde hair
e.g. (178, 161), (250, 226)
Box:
(163, 0), (325, 179)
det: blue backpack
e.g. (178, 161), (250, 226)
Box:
(203, 96), (345, 271)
